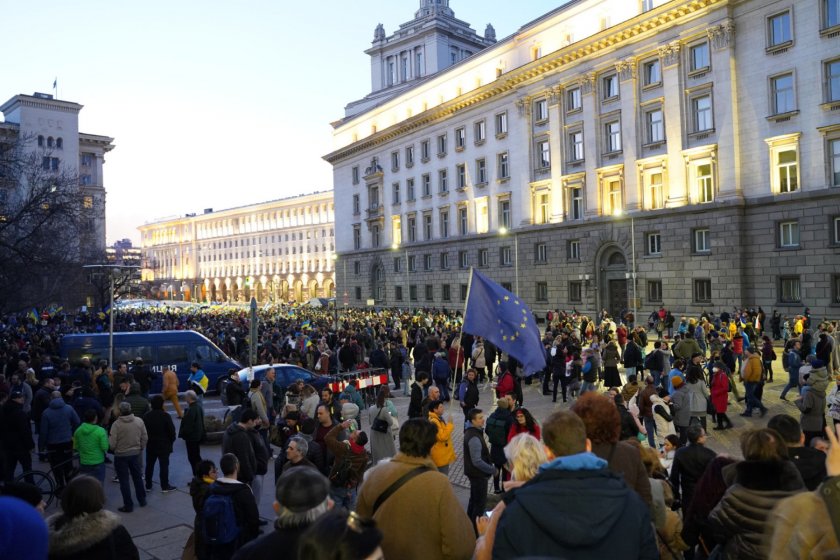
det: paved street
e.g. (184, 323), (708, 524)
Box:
(33, 359), (803, 559)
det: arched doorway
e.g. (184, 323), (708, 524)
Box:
(293, 279), (303, 302)
(597, 245), (628, 321)
(308, 279), (319, 299)
(280, 280), (290, 302)
(323, 278), (335, 299)
(370, 261), (385, 304)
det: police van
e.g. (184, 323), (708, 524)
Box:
(60, 330), (241, 394)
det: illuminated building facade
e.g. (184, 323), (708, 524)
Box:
(325, 0), (840, 317)
(139, 191), (335, 303)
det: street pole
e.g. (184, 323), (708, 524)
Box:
(405, 248), (411, 316)
(249, 296), (257, 367)
(631, 216), (637, 326)
(514, 232), (519, 295)
(109, 269), (115, 370)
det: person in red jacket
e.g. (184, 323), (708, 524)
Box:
(710, 364), (733, 430)
(494, 366), (515, 402)
(507, 407), (541, 443)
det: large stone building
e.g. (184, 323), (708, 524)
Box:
(139, 192), (336, 303)
(324, 0), (840, 318)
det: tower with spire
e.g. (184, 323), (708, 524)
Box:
(344, 0), (496, 118)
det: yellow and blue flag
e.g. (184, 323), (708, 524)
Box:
(462, 269), (545, 375)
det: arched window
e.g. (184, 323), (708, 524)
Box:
(608, 252), (626, 266)
(47, 137), (54, 148)
(56, 137), (63, 149)
(38, 135), (44, 147)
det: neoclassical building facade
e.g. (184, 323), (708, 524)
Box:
(325, 0), (840, 318)
(139, 191), (336, 303)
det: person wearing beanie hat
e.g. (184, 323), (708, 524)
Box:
(233, 468), (332, 560)
(669, 375), (692, 446)
(0, 496), (48, 560)
(796, 359), (830, 446)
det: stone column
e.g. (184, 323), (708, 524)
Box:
(658, 41), (688, 207)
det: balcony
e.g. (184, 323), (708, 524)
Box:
(366, 204), (384, 219)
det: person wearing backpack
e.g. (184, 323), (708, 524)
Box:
(484, 397), (513, 493)
(200, 453), (260, 560)
(324, 419), (369, 511)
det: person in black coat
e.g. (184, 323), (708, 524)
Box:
(388, 344), (403, 391)
(203, 453), (260, 560)
(143, 395), (176, 491)
(222, 409), (258, 487)
(225, 371), (248, 407)
(407, 372), (429, 419)
(1, 390), (35, 482)
(669, 424), (717, 515)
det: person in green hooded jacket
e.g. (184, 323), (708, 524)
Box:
(73, 408), (109, 483)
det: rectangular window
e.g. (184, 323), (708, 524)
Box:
(423, 214), (433, 240)
(421, 140), (430, 161)
(537, 140), (550, 168)
(603, 74), (619, 99)
(535, 242), (547, 263)
(689, 42), (710, 72)
(780, 220), (800, 247)
(643, 59), (661, 86)
(826, 0), (840, 28)
(409, 284), (417, 301)
(694, 279), (712, 303)
(499, 199), (511, 229)
(832, 139), (840, 187)
(438, 169), (448, 193)
(354, 261), (361, 275)
(407, 178), (415, 201)
(693, 95), (713, 132)
(353, 225), (361, 250)
(536, 282), (548, 302)
(422, 173), (431, 197)
(495, 112), (508, 136)
(697, 164), (714, 203)
(535, 98), (548, 121)
(779, 276), (801, 302)
(442, 284), (451, 301)
(458, 206), (468, 235)
(768, 10), (792, 47)
(394, 256), (402, 273)
(460, 284), (468, 301)
(478, 248), (489, 267)
(693, 228), (710, 253)
(498, 152), (510, 179)
(455, 127), (466, 149)
(440, 209), (449, 238)
(501, 282), (513, 292)
(352, 195), (360, 214)
(771, 73), (795, 115)
(569, 130), (584, 161)
(646, 232), (662, 255)
(352, 166), (360, 185)
(391, 151), (400, 171)
(476, 158), (487, 184)
(570, 187), (584, 220)
(440, 253), (449, 269)
(606, 179), (622, 214)
(437, 134), (447, 156)
(567, 87), (582, 112)
(456, 163), (467, 189)
(355, 286), (362, 300)
(407, 216), (416, 242)
(395, 286), (403, 301)
(647, 280), (663, 302)
(405, 145), (415, 167)
(83, 195), (94, 209)
(569, 281), (582, 303)
(459, 250), (469, 269)
(474, 120), (486, 143)
(605, 120), (622, 152)
(535, 193), (549, 224)
(648, 172), (664, 209)
(568, 239), (580, 261)
(500, 246), (512, 265)
(646, 109), (664, 144)
(777, 149), (799, 193)
(392, 182), (401, 204)
(408, 255), (416, 272)
(826, 59), (840, 103)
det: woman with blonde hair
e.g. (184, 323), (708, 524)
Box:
(474, 433), (547, 560)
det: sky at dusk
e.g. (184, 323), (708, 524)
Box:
(3, 0), (565, 245)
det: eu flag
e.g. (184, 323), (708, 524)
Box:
(463, 269), (545, 375)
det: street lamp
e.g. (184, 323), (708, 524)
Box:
(612, 209), (637, 325)
(499, 227), (519, 295)
(391, 243), (411, 316)
(83, 264), (140, 370)
(331, 253), (340, 331)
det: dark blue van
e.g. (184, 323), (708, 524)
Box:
(59, 330), (241, 394)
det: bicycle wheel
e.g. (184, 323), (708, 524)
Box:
(14, 470), (56, 509)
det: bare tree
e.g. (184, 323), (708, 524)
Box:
(87, 267), (140, 310)
(0, 134), (95, 312)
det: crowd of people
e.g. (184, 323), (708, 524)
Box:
(0, 303), (839, 559)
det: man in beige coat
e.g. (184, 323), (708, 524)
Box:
(356, 418), (475, 560)
(109, 401), (149, 512)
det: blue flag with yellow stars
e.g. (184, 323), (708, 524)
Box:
(462, 269), (545, 375)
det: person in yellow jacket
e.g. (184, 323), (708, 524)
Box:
(161, 368), (182, 419)
(428, 400), (456, 474)
(740, 347), (768, 418)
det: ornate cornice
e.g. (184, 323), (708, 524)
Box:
(657, 41), (681, 67)
(324, 0), (726, 165)
(615, 58), (637, 81)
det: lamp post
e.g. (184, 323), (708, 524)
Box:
(613, 210), (637, 325)
(391, 243), (411, 315)
(331, 253), (340, 331)
(499, 227), (519, 295)
(83, 264), (140, 370)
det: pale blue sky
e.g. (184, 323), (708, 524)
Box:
(3, 1), (565, 244)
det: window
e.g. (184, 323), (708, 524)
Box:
(499, 199), (511, 229)
(602, 74), (619, 100)
(832, 139), (840, 187)
(409, 284), (417, 301)
(456, 164), (467, 189)
(770, 73), (795, 115)
(392, 182), (401, 204)
(369, 185), (380, 209)
(476, 158), (487, 184)
(474, 120), (486, 143)
(460, 284), (469, 301)
(354, 261), (361, 275)
(537, 140), (550, 168)
(455, 127), (466, 149)
(500, 246), (512, 266)
(424, 254), (433, 271)
(776, 148), (799, 193)
(438, 169), (448, 193)
(648, 172), (664, 209)
(391, 151), (400, 171)
(570, 187), (584, 220)
(569, 130), (584, 161)
(421, 140), (431, 161)
(498, 152), (510, 179)
(693, 279), (712, 303)
(780, 220), (800, 247)
(394, 257), (402, 273)
(437, 134), (447, 156)
(535, 243), (547, 263)
(643, 59), (661, 86)
(569, 281), (582, 303)
(405, 145), (415, 167)
(605, 120), (622, 152)
(422, 173), (431, 197)
(442, 284), (451, 301)
(425, 284), (434, 301)
(536, 282), (548, 302)
(567, 87), (582, 112)
(37, 135), (44, 147)
(458, 206), (468, 235)
(834, 216), (840, 244)
(355, 287), (362, 300)
(395, 286), (403, 301)
(408, 255), (416, 272)
(440, 209), (449, 238)
(693, 228), (710, 253)
(83, 196), (94, 209)
(568, 239), (580, 261)
(407, 216), (417, 242)
(645, 109), (664, 144)
(352, 166), (360, 185)
(423, 213), (433, 240)
(535, 193), (549, 224)
(768, 10), (792, 48)
(371, 224), (381, 248)
(353, 225), (361, 250)
(535, 98), (548, 121)
(779, 276), (801, 302)
(459, 250), (469, 268)
(80, 153), (94, 166)
(478, 248), (489, 267)
(495, 112), (508, 136)
(407, 178), (415, 201)
(605, 179), (622, 215)
(825, 0), (840, 29)
(647, 280), (663, 302)
(825, 59), (840, 103)
(697, 164), (714, 203)
(646, 232), (661, 255)
(689, 42), (710, 73)
(692, 94), (713, 132)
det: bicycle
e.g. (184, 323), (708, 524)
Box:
(14, 451), (80, 509)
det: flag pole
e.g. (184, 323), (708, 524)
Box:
(449, 268), (475, 414)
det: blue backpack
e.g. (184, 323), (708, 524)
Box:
(201, 484), (240, 546)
